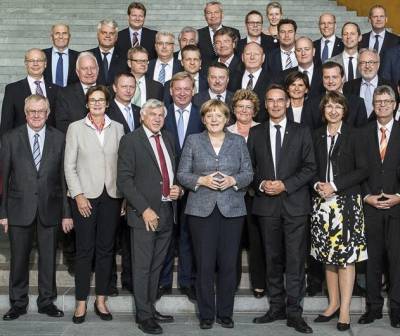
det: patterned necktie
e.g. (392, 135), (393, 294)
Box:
(274, 125), (281, 176)
(125, 105), (134, 131)
(373, 35), (380, 52)
(153, 134), (170, 197)
(364, 81), (373, 117)
(216, 94), (222, 101)
(132, 32), (139, 47)
(284, 51), (293, 70)
(321, 40), (330, 63)
(380, 127), (387, 161)
(348, 56), (354, 81)
(34, 81), (44, 96)
(158, 63), (167, 85)
(246, 73), (254, 90)
(102, 52), (110, 83)
(132, 79), (142, 107)
(32, 133), (41, 171)
(177, 109), (185, 148)
(55, 52), (64, 87)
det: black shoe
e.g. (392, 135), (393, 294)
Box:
(216, 316), (234, 328)
(314, 308), (340, 322)
(72, 305), (87, 324)
(337, 322), (350, 331)
(109, 287), (119, 297)
(3, 307), (27, 321)
(358, 311), (382, 324)
(253, 289), (265, 299)
(94, 301), (113, 321)
(179, 286), (196, 301)
(138, 318), (163, 334)
(287, 317), (313, 334)
(156, 286), (172, 300)
(154, 310), (174, 323)
(390, 313), (400, 328)
(199, 319), (213, 329)
(38, 303), (64, 317)
(253, 310), (287, 324)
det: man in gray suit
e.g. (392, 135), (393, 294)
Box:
(0, 95), (73, 320)
(117, 99), (182, 335)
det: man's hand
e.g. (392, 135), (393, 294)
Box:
(378, 193), (400, 209)
(75, 194), (92, 218)
(0, 218), (8, 234)
(61, 218), (74, 233)
(142, 208), (159, 232)
(262, 180), (286, 195)
(169, 185), (181, 200)
(365, 194), (386, 209)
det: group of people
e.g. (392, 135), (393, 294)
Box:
(1, 0), (400, 335)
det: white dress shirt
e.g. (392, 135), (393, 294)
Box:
(51, 47), (69, 86)
(342, 51), (358, 81)
(209, 25), (223, 43)
(99, 47), (114, 70)
(209, 90), (227, 101)
(368, 30), (386, 54)
(320, 35), (336, 59)
(27, 76), (47, 97)
(269, 118), (287, 173)
(298, 63), (314, 85)
(291, 106), (303, 124)
(241, 68), (262, 89)
(153, 57), (174, 83)
(280, 47), (297, 70)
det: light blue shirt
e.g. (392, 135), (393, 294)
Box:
(51, 47), (69, 87)
(368, 30), (386, 54)
(27, 124), (46, 157)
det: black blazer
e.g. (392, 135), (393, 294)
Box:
(286, 99), (315, 129)
(265, 48), (285, 80)
(116, 27), (158, 60)
(312, 124), (368, 195)
(54, 82), (87, 133)
(281, 65), (324, 98)
(146, 58), (182, 84)
(343, 76), (397, 103)
(247, 120), (316, 216)
(106, 99), (141, 134)
(313, 36), (344, 65)
(193, 90), (233, 108)
(42, 47), (79, 86)
(0, 78), (58, 135)
(0, 125), (70, 226)
(359, 30), (400, 57)
(88, 47), (127, 86)
(236, 33), (277, 58)
(380, 45), (400, 87)
(117, 127), (177, 226)
(229, 68), (272, 122)
(144, 77), (164, 101)
(197, 25), (241, 65)
(361, 120), (400, 217)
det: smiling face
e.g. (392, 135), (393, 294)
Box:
(207, 66), (229, 94)
(181, 50), (201, 75)
(76, 55), (98, 85)
(373, 92), (396, 121)
(341, 23), (361, 50)
(265, 88), (290, 122)
(322, 66), (344, 91)
(246, 13), (263, 38)
(242, 42), (265, 72)
(155, 34), (174, 61)
(287, 78), (308, 99)
(319, 14), (336, 38)
(97, 24), (117, 50)
(87, 90), (107, 117)
(170, 77), (194, 109)
(267, 7), (282, 26)
(24, 49), (47, 79)
(142, 106), (165, 133)
(204, 3), (223, 29)
(25, 98), (49, 132)
(113, 75), (136, 105)
(234, 99), (255, 124)
(51, 24), (70, 51)
(358, 51), (380, 81)
(324, 99), (344, 124)
(214, 33), (235, 59)
(202, 107), (227, 134)
(128, 8), (145, 30)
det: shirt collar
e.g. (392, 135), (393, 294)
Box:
(174, 103), (192, 112)
(362, 75), (378, 86)
(143, 124), (162, 138)
(157, 57), (174, 67)
(343, 50), (358, 59)
(129, 27), (143, 35)
(270, 117), (287, 130)
(378, 118), (394, 133)
(52, 47), (69, 55)
(27, 75), (44, 84)
(114, 98), (131, 112)
(99, 47), (114, 55)
(298, 63), (314, 73)
(218, 54), (234, 66)
(209, 25), (223, 33)
(209, 89), (226, 100)
(84, 114), (112, 131)
(27, 124), (46, 138)
(322, 35), (336, 44)
(280, 47), (295, 55)
(246, 36), (261, 44)
(326, 122), (342, 137)
(372, 29), (386, 38)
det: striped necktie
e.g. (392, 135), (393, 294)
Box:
(32, 133), (41, 171)
(158, 63), (167, 85)
(34, 81), (44, 96)
(284, 51), (293, 70)
(380, 127), (387, 161)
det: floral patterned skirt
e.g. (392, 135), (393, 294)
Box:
(310, 194), (368, 266)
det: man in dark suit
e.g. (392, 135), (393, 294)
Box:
(313, 13), (344, 65)
(158, 72), (204, 300)
(117, 99), (181, 334)
(88, 19), (126, 86)
(193, 62), (233, 109)
(147, 32), (181, 86)
(266, 19), (298, 80)
(174, 26), (198, 62)
(236, 10), (276, 59)
(116, 2), (157, 60)
(55, 51), (99, 133)
(0, 95), (73, 321)
(127, 46), (164, 107)
(343, 48), (395, 118)
(359, 5), (400, 58)
(1, 48), (58, 135)
(281, 36), (324, 99)
(380, 45), (400, 87)
(229, 42), (271, 122)
(43, 23), (79, 87)
(358, 85), (400, 329)
(164, 45), (208, 106)
(197, 1), (240, 66)
(248, 85), (316, 334)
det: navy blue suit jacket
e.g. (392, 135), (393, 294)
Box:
(380, 45), (400, 87)
(146, 58), (182, 84)
(313, 36), (344, 66)
(42, 47), (79, 86)
(116, 27), (157, 60)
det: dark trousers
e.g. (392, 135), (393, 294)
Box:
(258, 214), (307, 317)
(61, 197), (75, 265)
(189, 207), (244, 320)
(159, 197), (194, 288)
(132, 203), (173, 321)
(365, 211), (400, 311)
(72, 190), (121, 300)
(9, 217), (57, 309)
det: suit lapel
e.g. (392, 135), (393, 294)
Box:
(162, 130), (176, 172)
(22, 78), (32, 96)
(139, 127), (161, 173)
(73, 83), (86, 114)
(38, 127), (52, 173)
(21, 126), (37, 172)
(383, 121), (400, 166)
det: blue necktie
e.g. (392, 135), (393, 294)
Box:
(102, 52), (109, 83)
(321, 40), (329, 63)
(33, 133), (41, 171)
(125, 106), (134, 132)
(158, 63), (167, 85)
(274, 125), (281, 177)
(55, 52), (64, 87)
(373, 35), (380, 52)
(177, 109), (185, 148)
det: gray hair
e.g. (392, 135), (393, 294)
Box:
(76, 51), (98, 69)
(24, 48), (46, 62)
(204, 1), (223, 13)
(51, 23), (70, 34)
(178, 26), (199, 44)
(97, 19), (119, 32)
(140, 99), (167, 117)
(24, 95), (50, 115)
(359, 47), (380, 62)
(155, 31), (175, 42)
(373, 85), (396, 102)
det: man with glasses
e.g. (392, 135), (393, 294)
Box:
(1, 95), (73, 321)
(313, 13), (344, 65)
(359, 85), (400, 329)
(127, 46), (163, 106)
(147, 31), (181, 86)
(1, 48), (58, 135)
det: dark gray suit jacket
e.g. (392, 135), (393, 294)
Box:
(0, 125), (70, 226)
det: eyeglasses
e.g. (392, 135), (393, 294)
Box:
(25, 59), (46, 64)
(88, 98), (107, 104)
(27, 109), (47, 116)
(359, 61), (379, 66)
(235, 104), (254, 111)
(325, 104), (344, 111)
(156, 42), (174, 47)
(373, 99), (395, 106)
(129, 58), (149, 64)
(246, 21), (262, 26)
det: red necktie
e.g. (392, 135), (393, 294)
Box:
(153, 134), (170, 197)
